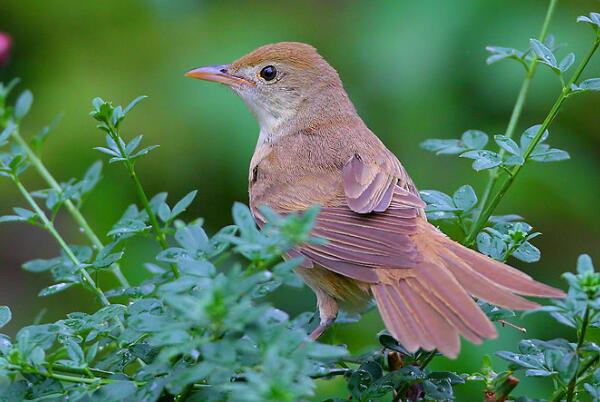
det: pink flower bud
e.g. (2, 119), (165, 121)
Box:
(0, 32), (12, 66)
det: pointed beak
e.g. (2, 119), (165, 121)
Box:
(185, 64), (254, 88)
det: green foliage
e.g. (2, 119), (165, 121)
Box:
(0, 4), (599, 402)
(421, 124), (569, 173)
(494, 255), (600, 401)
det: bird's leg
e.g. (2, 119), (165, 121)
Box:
(309, 289), (339, 340)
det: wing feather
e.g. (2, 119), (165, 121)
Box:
(342, 153), (424, 214)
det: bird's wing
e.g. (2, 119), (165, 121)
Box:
(342, 152), (422, 214)
(296, 187), (424, 282)
(251, 151), (427, 281)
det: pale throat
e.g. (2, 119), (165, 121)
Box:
(241, 95), (297, 147)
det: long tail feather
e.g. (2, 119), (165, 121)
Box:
(445, 239), (565, 298)
(371, 222), (565, 358)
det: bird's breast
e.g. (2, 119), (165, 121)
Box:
(248, 136), (347, 214)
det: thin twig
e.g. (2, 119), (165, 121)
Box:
(498, 320), (527, 333)
(108, 128), (180, 278)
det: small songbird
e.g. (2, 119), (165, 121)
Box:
(186, 42), (565, 358)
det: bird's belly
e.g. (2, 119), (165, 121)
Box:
(295, 265), (372, 312)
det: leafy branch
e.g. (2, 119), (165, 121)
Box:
(90, 96), (181, 278)
(6, 170), (112, 308)
(0, 81), (130, 288)
(478, 0), (558, 216)
(464, 23), (600, 245)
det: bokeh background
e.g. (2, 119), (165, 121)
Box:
(1, 0), (599, 400)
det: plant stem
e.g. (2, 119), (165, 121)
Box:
(109, 131), (180, 278)
(392, 350), (437, 402)
(550, 353), (600, 402)
(12, 176), (112, 307)
(565, 305), (591, 402)
(464, 36), (600, 246)
(8, 363), (142, 386)
(473, 0), (558, 239)
(311, 368), (349, 379)
(175, 385), (193, 402)
(493, 375), (520, 402)
(11, 129), (130, 288)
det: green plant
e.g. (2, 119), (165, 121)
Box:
(0, 5), (599, 402)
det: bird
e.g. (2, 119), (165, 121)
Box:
(185, 42), (565, 358)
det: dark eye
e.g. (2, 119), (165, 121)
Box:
(259, 65), (277, 81)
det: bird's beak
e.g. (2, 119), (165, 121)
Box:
(185, 64), (254, 88)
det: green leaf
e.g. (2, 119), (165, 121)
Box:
(504, 154), (525, 166)
(123, 95), (147, 115)
(520, 124), (549, 150)
(0, 77), (20, 99)
(559, 53), (575, 72)
(14, 90), (33, 120)
(232, 202), (259, 238)
(174, 224), (210, 253)
(158, 203), (171, 222)
(478, 302), (515, 321)
(496, 351), (544, 369)
(577, 12), (600, 29)
(576, 254), (594, 275)
(125, 135), (143, 156)
(460, 150), (502, 171)
(495, 135), (522, 156)
(0, 122), (17, 146)
(557, 352), (578, 382)
(130, 145), (159, 159)
(423, 378), (453, 400)
(94, 250), (124, 269)
(420, 189), (457, 220)
(13, 207), (35, 219)
(94, 381), (137, 401)
(476, 232), (506, 261)
(530, 148), (570, 162)
(378, 331), (412, 355)
(22, 259), (57, 272)
(452, 185), (477, 212)
(80, 161), (103, 193)
(0, 215), (26, 224)
(171, 190), (197, 219)
(30, 113), (63, 152)
(512, 241), (541, 263)
(156, 247), (191, 263)
(94, 146), (120, 157)
(420, 138), (465, 155)
(420, 190), (454, 209)
(462, 130), (489, 149)
(61, 338), (85, 366)
(577, 78), (600, 92)
(0, 306), (11, 329)
(108, 218), (148, 236)
(529, 39), (557, 69)
(38, 283), (74, 297)
(485, 46), (525, 65)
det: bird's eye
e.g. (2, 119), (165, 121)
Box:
(259, 65), (277, 81)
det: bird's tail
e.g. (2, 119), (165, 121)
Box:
(370, 222), (565, 358)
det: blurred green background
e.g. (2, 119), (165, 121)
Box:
(0, 0), (599, 400)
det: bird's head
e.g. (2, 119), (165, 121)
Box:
(186, 42), (349, 137)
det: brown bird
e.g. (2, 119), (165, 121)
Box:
(186, 42), (565, 358)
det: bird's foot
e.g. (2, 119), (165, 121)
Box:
(309, 317), (335, 340)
